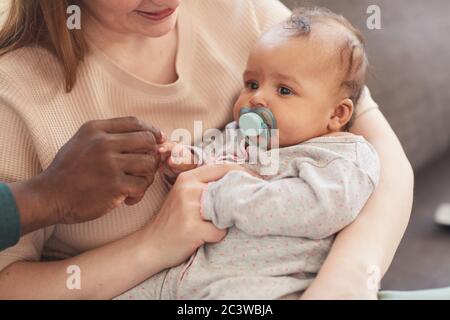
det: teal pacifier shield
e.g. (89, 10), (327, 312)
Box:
(239, 112), (265, 136)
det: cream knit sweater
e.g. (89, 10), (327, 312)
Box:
(0, 0), (377, 271)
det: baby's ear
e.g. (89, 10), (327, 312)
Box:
(328, 98), (354, 131)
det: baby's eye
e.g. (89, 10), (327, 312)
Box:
(278, 86), (294, 96)
(245, 81), (259, 90)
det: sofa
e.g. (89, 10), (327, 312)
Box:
(282, 0), (450, 290)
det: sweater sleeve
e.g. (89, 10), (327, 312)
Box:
(201, 147), (379, 240)
(356, 86), (380, 118)
(251, 0), (292, 33)
(0, 79), (54, 271)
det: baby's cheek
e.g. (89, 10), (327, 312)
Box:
(232, 100), (244, 122)
(278, 123), (306, 147)
(276, 128), (291, 148)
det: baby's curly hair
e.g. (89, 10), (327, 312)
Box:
(283, 7), (368, 130)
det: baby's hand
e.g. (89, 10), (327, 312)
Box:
(158, 142), (198, 185)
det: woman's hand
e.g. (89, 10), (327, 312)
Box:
(0, 163), (256, 299)
(13, 117), (165, 231)
(142, 164), (254, 269)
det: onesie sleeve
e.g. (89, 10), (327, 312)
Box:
(201, 147), (379, 240)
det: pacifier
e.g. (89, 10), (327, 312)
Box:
(238, 107), (277, 139)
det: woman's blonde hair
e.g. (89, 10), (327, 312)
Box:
(0, 0), (86, 92)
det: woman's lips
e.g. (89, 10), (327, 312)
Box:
(136, 8), (175, 21)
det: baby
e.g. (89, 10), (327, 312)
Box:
(119, 7), (379, 300)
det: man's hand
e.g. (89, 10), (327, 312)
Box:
(11, 117), (166, 233)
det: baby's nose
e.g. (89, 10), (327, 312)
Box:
(250, 102), (266, 109)
(249, 96), (268, 108)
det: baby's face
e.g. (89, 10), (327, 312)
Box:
(233, 25), (350, 147)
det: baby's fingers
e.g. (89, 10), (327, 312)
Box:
(158, 142), (175, 154)
(168, 156), (197, 173)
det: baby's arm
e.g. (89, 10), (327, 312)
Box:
(202, 151), (379, 239)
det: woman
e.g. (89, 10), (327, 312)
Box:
(0, 0), (413, 299)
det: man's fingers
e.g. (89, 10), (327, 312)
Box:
(158, 142), (175, 153)
(160, 131), (167, 143)
(95, 117), (146, 133)
(119, 154), (160, 178)
(121, 174), (151, 199)
(113, 131), (160, 153)
(94, 117), (164, 143)
(124, 196), (144, 206)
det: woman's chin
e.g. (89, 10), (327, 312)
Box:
(134, 14), (178, 38)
